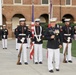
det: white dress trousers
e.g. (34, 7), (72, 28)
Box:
(27, 37), (31, 48)
(16, 38), (18, 50)
(18, 43), (28, 63)
(63, 43), (72, 61)
(2, 39), (7, 48)
(48, 48), (60, 70)
(34, 44), (43, 62)
(74, 34), (76, 40)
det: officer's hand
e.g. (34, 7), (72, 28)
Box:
(21, 38), (25, 43)
(59, 45), (62, 48)
(42, 35), (44, 38)
(21, 39), (24, 43)
(51, 35), (55, 39)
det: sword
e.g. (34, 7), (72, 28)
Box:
(3, 35), (5, 48)
(63, 43), (68, 63)
(17, 43), (23, 65)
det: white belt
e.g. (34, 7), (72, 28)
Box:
(19, 34), (26, 36)
(64, 34), (71, 36)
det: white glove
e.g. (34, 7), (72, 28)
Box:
(32, 42), (34, 44)
(21, 38), (25, 43)
(3, 35), (6, 38)
(67, 37), (70, 43)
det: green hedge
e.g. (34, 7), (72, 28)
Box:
(40, 22), (76, 30)
(57, 23), (76, 27)
(40, 23), (48, 31)
(43, 40), (76, 57)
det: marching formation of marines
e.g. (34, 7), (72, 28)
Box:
(0, 17), (75, 73)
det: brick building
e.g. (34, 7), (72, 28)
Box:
(1, 0), (76, 38)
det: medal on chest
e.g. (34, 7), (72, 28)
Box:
(54, 29), (59, 35)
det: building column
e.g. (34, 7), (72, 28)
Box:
(0, 0), (2, 26)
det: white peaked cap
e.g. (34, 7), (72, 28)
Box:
(64, 19), (70, 22)
(35, 18), (40, 22)
(3, 25), (6, 26)
(50, 18), (57, 22)
(19, 18), (26, 21)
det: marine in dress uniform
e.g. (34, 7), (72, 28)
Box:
(1, 25), (8, 49)
(62, 19), (74, 63)
(17, 18), (28, 65)
(33, 18), (44, 64)
(74, 26), (76, 40)
(45, 18), (62, 73)
(14, 26), (18, 50)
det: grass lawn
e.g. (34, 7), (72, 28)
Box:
(43, 40), (76, 57)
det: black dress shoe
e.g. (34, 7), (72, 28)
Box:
(39, 62), (42, 64)
(17, 62), (22, 65)
(63, 60), (67, 63)
(35, 62), (38, 64)
(52, 61), (55, 63)
(27, 47), (28, 49)
(49, 70), (54, 73)
(56, 69), (60, 71)
(5, 48), (7, 49)
(3, 48), (5, 49)
(24, 62), (28, 65)
(68, 60), (72, 63)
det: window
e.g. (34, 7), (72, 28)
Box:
(14, 0), (22, 4)
(42, 0), (48, 4)
(66, 0), (72, 5)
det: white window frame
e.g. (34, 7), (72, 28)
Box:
(65, 0), (72, 6)
(1, 0), (3, 4)
(13, 0), (23, 5)
(41, 0), (49, 5)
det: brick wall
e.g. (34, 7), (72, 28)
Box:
(3, 0), (13, 4)
(2, 0), (76, 38)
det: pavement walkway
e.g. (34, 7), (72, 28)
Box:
(0, 39), (76, 75)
